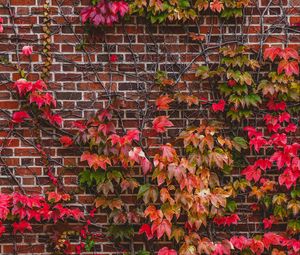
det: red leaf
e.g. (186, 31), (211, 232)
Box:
(279, 47), (299, 60)
(158, 247), (177, 255)
(98, 110), (112, 121)
(109, 54), (118, 62)
(227, 79), (237, 87)
(80, 0), (128, 26)
(12, 220), (32, 234)
(51, 114), (63, 126)
(254, 159), (272, 171)
(267, 100), (286, 111)
(263, 216), (276, 229)
(213, 214), (240, 226)
(0, 222), (5, 237)
(285, 123), (297, 133)
(29, 92), (56, 109)
(125, 129), (140, 142)
(212, 99), (225, 112)
(264, 47), (282, 61)
(0, 194), (11, 220)
(43, 109), (63, 126)
(242, 165), (261, 182)
(12, 111), (30, 123)
(152, 116), (174, 133)
(278, 168), (299, 189)
(278, 60), (299, 76)
(72, 120), (87, 132)
(13, 79), (33, 96)
(244, 126), (261, 138)
(111, 0), (129, 16)
(249, 136), (267, 153)
(262, 232), (283, 249)
(68, 208), (84, 221)
(213, 242), (231, 255)
(270, 133), (287, 146)
(138, 224), (153, 240)
(230, 236), (250, 250)
(278, 112), (290, 123)
(59, 136), (73, 147)
(151, 219), (172, 239)
(270, 151), (290, 169)
(98, 122), (116, 136)
(80, 6), (93, 24)
(266, 123), (280, 133)
(32, 80), (47, 92)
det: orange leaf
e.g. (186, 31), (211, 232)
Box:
(152, 116), (174, 133)
(156, 95), (174, 110)
(210, 0), (224, 13)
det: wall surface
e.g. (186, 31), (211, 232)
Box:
(0, 0), (299, 254)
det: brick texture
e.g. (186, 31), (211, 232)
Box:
(0, 0), (299, 254)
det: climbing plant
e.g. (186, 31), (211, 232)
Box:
(0, 0), (299, 254)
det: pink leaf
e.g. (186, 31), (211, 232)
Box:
(22, 46), (33, 56)
(158, 247), (177, 255)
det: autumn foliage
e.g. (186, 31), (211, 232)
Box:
(0, 1), (299, 255)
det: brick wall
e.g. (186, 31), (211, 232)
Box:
(0, 0), (299, 254)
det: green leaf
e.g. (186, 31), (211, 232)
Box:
(262, 196), (271, 209)
(220, 8), (243, 19)
(273, 205), (287, 220)
(240, 248), (255, 255)
(106, 169), (123, 184)
(222, 164), (232, 174)
(85, 236), (95, 252)
(226, 200), (237, 213)
(79, 169), (105, 187)
(150, 15), (158, 24)
(136, 251), (150, 255)
(179, 0), (190, 9)
(91, 0), (100, 5)
(20, 69), (26, 78)
(233, 137), (248, 151)
(229, 94), (244, 108)
(196, 65), (210, 79)
(287, 219), (300, 234)
(291, 189), (300, 199)
(244, 93), (262, 107)
(219, 83), (233, 97)
(171, 226), (185, 243)
(232, 84), (248, 95)
(107, 225), (134, 241)
(137, 183), (151, 199)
